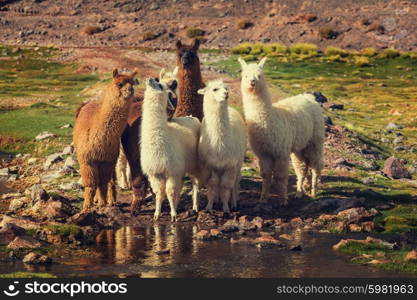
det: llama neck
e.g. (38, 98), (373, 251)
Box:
(203, 102), (231, 147)
(241, 78), (273, 125)
(97, 86), (130, 137)
(177, 62), (204, 120)
(141, 96), (168, 139)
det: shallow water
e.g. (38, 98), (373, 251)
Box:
(0, 224), (411, 278)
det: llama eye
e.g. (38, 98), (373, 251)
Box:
(117, 83), (123, 89)
(213, 88), (218, 92)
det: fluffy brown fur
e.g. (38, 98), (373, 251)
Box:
(175, 39), (204, 121)
(73, 69), (138, 211)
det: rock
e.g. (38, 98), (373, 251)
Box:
(0, 222), (26, 245)
(44, 153), (63, 169)
(362, 221), (375, 232)
(385, 123), (404, 130)
(196, 230), (211, 241)
(279, 234), (292, 241)
(27, 157), (38, 164)
(238, 216), (257, 231)
(323, 102), (344, 110)
(7, 236), (42, 249)
(29, 198), (74, 219)
(310, 91), (328, 103)
(290, 217), (303, 227)
(0, 216), (40, 231)
(404, 250), (417, 261)
(41, 171), (62, 182)
(210, 229), (222, 238)
(29, 184), (48, 204)
(23, 252), (52, 264)
(348, 223), (362, 232)
(59, 165), (77, 175)
(368, 259), (390, 265)
(324, 116), (333, 125)
(8, 197), (29, 211)
(0, 167), (9, 177)
(62, 145), (74, 155)
(383, 156), (411, 179)
(59, 182), (81, 191)
(64, 156), (77, 167)
(69, 211), (98, 226)
(35, 131), (56, 140)
(253, 235), (282, 246)
(337, 207), (378, 224)
(251, 216), (264, 229)
(1, 192), (22, 200)
(333, 237), (396, 251)
(60, 124), (73, 129)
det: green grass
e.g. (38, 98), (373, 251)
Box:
(336, 240), (417, 274)
(0, 272), (56, 278)
(375, 205), (417, 233)
(45, 224), (83, 238)
(0, 45), (99, 154)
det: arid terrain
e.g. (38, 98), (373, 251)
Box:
(0, 0), (417, 279)
(0, 0), (416, 51)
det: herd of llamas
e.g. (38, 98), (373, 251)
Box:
(73, 38), (325, 221)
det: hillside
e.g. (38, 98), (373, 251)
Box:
(0, 0), (416, 50)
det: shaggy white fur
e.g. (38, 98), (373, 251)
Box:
(115, 67), (179, 190)
(140, 78), (201, 221)
(198, 80), (246, 212)
(238, 57), (324, 204)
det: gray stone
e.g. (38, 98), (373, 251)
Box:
(0, 167), (9, 177)
(64, 156), (77, 168)
(35, 131), (56, 141)
(44, 153), (63, 169)
(385, 122), (404, 130)
(23, 252), (52, 264)
(29, 184), (48, 203)
(383, 156), (411, 179)
(62, 145), (74, 155)
(8, 197), (28, 211)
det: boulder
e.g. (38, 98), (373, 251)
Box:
(29, 198), (74, 219)
(0, 222), (26, 245)
(404, 250), (417, 262)
(29, 184), (48, 204)
(0, 216), (41, 231)
(337, 207), (378, 224)
(70, 211), (98, 226)
(23, 252), (52, 264)
(8, 197), (29, 212)
(44, 153), (63, 169)
(383, 156), (411, 179)
(7, 236), (42, 249)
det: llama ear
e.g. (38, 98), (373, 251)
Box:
(172, 66), (178, 76)
(197, 88), (206, 95)
(112, 68), (119, 78)
(169, 80), (177, 91)
(258, 57), (267, 68)
(238, 57), (247, 68)
(192, 38), (200, 50)
(175, 40), (182, 49)
(159, 68), (166, 80)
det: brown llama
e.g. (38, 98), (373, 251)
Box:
(121, 76), (178, 215)
(175, 39), (205, 121)
(73, 69), (139, 211)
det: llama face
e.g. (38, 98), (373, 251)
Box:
(176, 39), (200, 68)
(113, 69), (139, 99)
(145, 78), (175, 111)
(198, 80), (229, 103)
(238, 57), (267, 92)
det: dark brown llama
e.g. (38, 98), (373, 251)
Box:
(175, 39), (205, 121)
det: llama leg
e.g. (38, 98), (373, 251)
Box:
(205, 172), (219, 211)
(107, 178), (116, 206)
(149, 177), (166, 221)
(220, 168), (236, 213)
(166, 176), (182, 222)
(191, 177), (200, 212)
(274, 158), (290, 205)
(80, 164), (98, 211)
(290, 153), (308, 199)
(96, 184), (108, 207)
(259, 156), (273, 203)
(231, 170), (241, 210)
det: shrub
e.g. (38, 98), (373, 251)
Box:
(82, 25), (102, 35)
(353, 56), (371, 67)
(289, 43), (318, 56)
(324, 46), (349, 57)
(249, 43), (264, 55)
(379, 48), (400, 59)
(361, 47), (377, 57)
(326, 54), (343, 62)
(237, 19), (254, 30)
(231, 43), (253, 55)
(318, 26), (338, 39)
(142, 31), (157, 41)
(186, 27), (205, 38)
(263, 43), (287, 55)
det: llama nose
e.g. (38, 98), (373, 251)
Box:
(250, 80), (256, 87)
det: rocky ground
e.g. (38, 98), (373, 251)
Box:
(0, 0), (416, 51)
